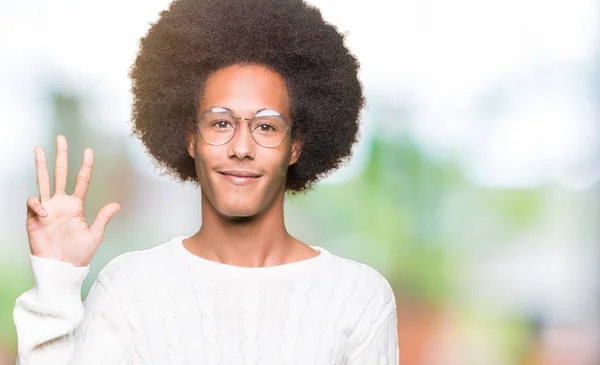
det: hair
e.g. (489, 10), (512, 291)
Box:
(129, 0), (365, 193)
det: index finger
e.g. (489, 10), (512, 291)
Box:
(34, 146), (51, 202)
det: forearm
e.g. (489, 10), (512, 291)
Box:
(13, 255), (133, 365)
(14, 255), (88, 365)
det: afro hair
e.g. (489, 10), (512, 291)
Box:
(129, 0), (365, 193)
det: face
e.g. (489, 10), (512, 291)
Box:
(187, 64), (302, 218)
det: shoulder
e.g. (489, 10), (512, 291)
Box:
(324, 253), (398, 354)
(96, 235), (185, 284)
(323, 250), (397, 314)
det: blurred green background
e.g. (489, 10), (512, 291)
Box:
(1, 0), (599, 364)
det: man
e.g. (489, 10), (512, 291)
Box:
(14, 0), (399, 363)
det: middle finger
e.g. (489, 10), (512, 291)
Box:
(54, 135), (69, 195)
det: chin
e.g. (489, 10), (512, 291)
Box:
(216, 199), (264, 220)
(201, 175), (281, 220)
(219, 208), (260, 221)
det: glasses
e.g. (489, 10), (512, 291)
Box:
(195, 107), (291, 148)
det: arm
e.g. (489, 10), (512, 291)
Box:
(13, 255), (134, 365)
(17, 135), (123, 364)
(344, 278), (400, 365)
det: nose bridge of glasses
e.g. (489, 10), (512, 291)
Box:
(233, 116), (254, 130)
(230, 116), (255, 145)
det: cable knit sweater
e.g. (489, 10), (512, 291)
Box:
(13, 235), (399, 365)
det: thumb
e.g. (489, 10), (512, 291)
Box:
(90, 202), (120, 240)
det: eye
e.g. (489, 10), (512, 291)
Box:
(212, 120), (233, 129)
(257, 123), (275, 132)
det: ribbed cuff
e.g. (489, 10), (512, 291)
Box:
(30, 254), (90, 300)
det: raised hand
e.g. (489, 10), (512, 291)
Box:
(25, 135), (120, 267)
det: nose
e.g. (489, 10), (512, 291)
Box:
(227, 117), (256, 160)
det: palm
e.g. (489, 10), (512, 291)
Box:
(26, 135), (120, 267)
(27, 195), (92, 262)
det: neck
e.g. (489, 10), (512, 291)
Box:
(184, 188), (301, 268)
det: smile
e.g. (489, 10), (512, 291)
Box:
(218, 170), (262, 186)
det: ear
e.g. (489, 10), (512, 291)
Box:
(186, 129), (195, 159)
(288, 136), (303, 166)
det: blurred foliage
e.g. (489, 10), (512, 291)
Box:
(292, 135), (462, 304)
(292, 124), (549, 307)
(0, 254), (29, 352)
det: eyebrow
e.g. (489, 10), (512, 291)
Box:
(205, 106), (283, 117)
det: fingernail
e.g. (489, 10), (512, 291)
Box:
(40, 209), (48, 217)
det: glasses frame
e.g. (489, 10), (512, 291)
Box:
(194, 106), (291, 148)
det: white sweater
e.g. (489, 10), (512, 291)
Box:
(13, 235), (399, 365)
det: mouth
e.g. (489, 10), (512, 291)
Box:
(218, 170), (262, 185)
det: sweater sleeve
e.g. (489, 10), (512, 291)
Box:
(344, 277), (400, 365)
(13, 255), (134, 365)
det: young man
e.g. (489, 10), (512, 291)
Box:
(14, 0), (399, 364)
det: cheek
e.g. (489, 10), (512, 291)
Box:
(261, 149), (291, 178)
(194, 146), (219, 177)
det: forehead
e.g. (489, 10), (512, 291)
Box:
(199, 64), (290, 119)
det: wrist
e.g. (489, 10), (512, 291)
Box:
(30, 249), (91, 268)
(29, 254), (90, 301)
